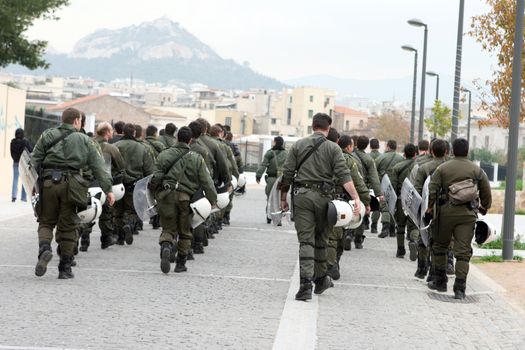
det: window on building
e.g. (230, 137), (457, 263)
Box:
(271, 118), (277, 125)
(329, 109), (333, 116)
(485, 135), (490, 149)
(359, 120), (364, 128)
(287, 108), (292, 125)
(309, 95), (314, 103)
(308, 109), (313, 119)
(271, 131), (279, 136)
(289, 96), (293, 103)
(225, 117), (232, 126)
(307, 126), (312, 134)
(345, 120), (350, 131)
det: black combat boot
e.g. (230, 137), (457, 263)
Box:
(363, 215), (370, 231)
(174, 254), (188, 273)
(396, 246), (406, 258)
(194, 242), (204, 254)
(453, 278), (467, 299)
(58, 255), (75, 279)
(101, 234), (116, 249)
(314, 275), (334, 295)
(267, 218), (272, 224)
(35, 243), (53, 277)
(370, 223), (378, 234)
(223, 213), (230, 226)
(326, 264), (341, 281)
(427, 269), (448, 292)
(389, 224), (396, 237)
(79, 232), (90, 252)
(115, 227), (125, 245)
(408, 240), (418, 261)
(343, 230), (353, 251)
(217, 220), (223, 231)
(123, 224), (134, 245)
(160, 242), (172, 274)
(378, 222), (390, 238)
(135, 220), (143, 232)
(187, 249), (195, 260)
(295, 278), (313, 301)
(152, 215), (161, 230)
(354, 235), (365, 249)
(446, 251), (455, 275)
(414, 256), (428, 279)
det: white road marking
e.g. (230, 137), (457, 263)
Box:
(227, 226), (296, 234)
(0, 346), (84, 350)
(272, 261), (318, 350)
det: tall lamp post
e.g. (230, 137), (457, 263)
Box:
(502, 0), (525, 261)
(408, 18), (428, 142)
(426, 71), (439, 138)
(461, 88), (472, 144)
(402, 45), (418, 144)
(451, 0), (466, 141)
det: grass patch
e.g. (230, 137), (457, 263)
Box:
(480, 237), (525, 250)
(472, 255), (523, 264)
(497, 179), (523, 191)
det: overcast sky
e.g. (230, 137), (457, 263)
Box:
(27, 0), (495, 84)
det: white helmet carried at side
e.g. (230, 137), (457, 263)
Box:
(237, 173), (247, 188)
(217, 192), (231, 209)
(88, 187), (106, 205)
(190, 197), (212, 228)
(327, 200), (354, 228)
(347, 200), (366, 229)
(475, 219), (496, 245)
(77, 197), (102, 224)
(112, 183), (125, 201)
(231, 176), (238, 190)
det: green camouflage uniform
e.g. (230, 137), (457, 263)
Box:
(145, 136), (167, 157)
(369, 149), (380, 160)
(374, 150), (404, 227)
(32, 123), (112, 274)
(281, 132), (352, 282)
(158, 134), (177, 148)
(390, 158), (416, 249)
(152, 142), (217, 256)
(256, 147), (288, 198)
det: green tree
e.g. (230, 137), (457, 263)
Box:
(425, 100), (452, 137)
(372, 111), (410, 145)
(0, 0), (69, 69)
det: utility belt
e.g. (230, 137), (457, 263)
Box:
(438, 198), (477, 210)
(42, 167), (82, 184)
(295, 181), (335, 196)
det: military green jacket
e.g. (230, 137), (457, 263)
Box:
(375, 150), (404, 179)
(391, 158), (416, 195)
(342, 151), (370, 205)
(370, 149), (381, 160)
(255, 148), (288, 181)
(416, 153), (433, 165)
(217, 138), (240, 178)
(429, 157), (492, 216)
(200, 134), (231, 185)
(32, 124), (112, 193)
(115, 136), (154, 184)
(354, 149), (382, 196)
(158, 134), (177, 148)
(145, 136), (166, 157)
(414, 157), (447, 194)
(190, 137), (214, 175)
(152, 142), (217, 204)
(95, 136), (126, 179)
(281, 132), (352, 188)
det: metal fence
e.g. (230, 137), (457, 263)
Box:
(237, 141), (264, 172)
(24, 108), (61, 145)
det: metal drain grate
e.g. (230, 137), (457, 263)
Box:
(427, 292), (480, 304)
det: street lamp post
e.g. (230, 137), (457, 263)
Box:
(426, 71), (439, 138)
(502, 0), (525, 261)
(408, 18), (428, 142)
(461, 88), (472, 144)
(402, 45), (418, 144)
(451, 0), (466, 142)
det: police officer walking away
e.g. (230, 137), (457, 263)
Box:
(256, 136), (288, 223)
(426, 138), (491, 299)
(150, 127), (217, 274)
(280, 113), (361, 301)
(32, 108), (115, 279)
(158, 123), (177, 148)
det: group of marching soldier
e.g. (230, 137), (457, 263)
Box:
(28, 107), (245, 279)
(257, 113), (492, 301)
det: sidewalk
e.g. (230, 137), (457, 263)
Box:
(0, 195), (33, 222)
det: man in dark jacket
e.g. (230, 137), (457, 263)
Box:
(10, 128), (33, 202)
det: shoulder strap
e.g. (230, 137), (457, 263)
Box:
(384, 153), (397, 172)
(45, 129), (74, 153)
(354, 150), (369, 173)
(399, 159), (414, 176)
(167, 149), (190, 173)
(296, 138), (326, 173)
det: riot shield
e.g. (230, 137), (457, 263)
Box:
(133, 175), (158, 221)
(18, 149), (40, 215)
(267, 175), (292, 226)
(381, 174), (397, 218)
(400, 178), (422, 229)
(419, 176), (431, 246)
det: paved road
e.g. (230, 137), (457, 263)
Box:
(0, 187), (524, 349)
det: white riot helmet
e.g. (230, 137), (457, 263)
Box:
(77, 197), (102, 224)
(327, 200), (354, 228)
(231, 176), (238, 190)
(217, 192), (231, 209)
(237, 173), (247, 188)
(88, 187), (106, 205)
(347, 200), (366, 229)
(112, 183), (125, 201)
(190, 197), (212, 228)
(475, 219), (496, 245)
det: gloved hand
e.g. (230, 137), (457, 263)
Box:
(423, 212), (433, 226)
(478, 206), (488, 215)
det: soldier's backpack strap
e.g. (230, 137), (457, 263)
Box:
(166, 149), (190, 173)
(384, 153), (397, 173)
(296, 138), (326, 174)
(354, 150), (369, 175)
(399, 159), (415, 178)
(44, 129), (74, 154)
